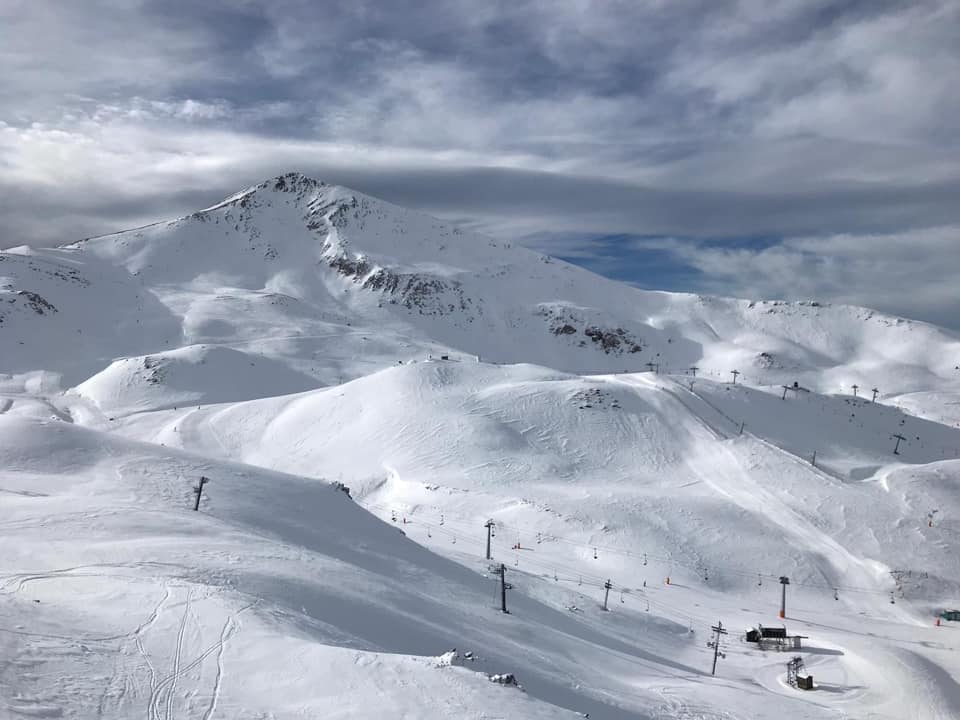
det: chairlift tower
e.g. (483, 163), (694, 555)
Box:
(499, 563), (509, 613)
(779, 576), (790, 619)
(485, 519), (496, 560)
(602, 579), (613, 611)
(708, 621), (728, 675)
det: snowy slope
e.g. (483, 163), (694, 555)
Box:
(74, 345), (318, 415)
(111, 360), (960, 608)
(0, 409), (591, 719)
(7, 373), (960, 719)
(0, 247), (183, 386)
(2, 172), (960, 719)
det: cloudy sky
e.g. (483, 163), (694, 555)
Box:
(2, 0), (958, 328)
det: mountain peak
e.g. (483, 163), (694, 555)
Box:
(206, 171), (331, 213)
(258, 171), (326, 194)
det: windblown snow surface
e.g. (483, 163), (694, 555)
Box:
(1, 172), (959, 719)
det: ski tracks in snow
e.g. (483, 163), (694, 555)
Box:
(613, 374), (887, 594)
(97, 584), (172, 717)
(162, 587), (193, 720)
(135, 585), (171, 704)
(200, 611), (241, 720)
(689, 439), (885, 601)
(143, 587), (256, 720)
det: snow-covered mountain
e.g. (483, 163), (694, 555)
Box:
(2, 172), (959, 719)
(4, 171), (959, 401)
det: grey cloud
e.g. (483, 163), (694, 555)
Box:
(344, 166), (960, 240)
(0, 180), (221, 248)
(4, 157), (958, 248)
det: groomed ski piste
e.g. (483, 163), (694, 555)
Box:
(1, 173), (959, 719)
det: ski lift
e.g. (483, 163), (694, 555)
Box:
(889, 592), (895, 605)
(619, 590), (625, 603)
(427, 526), (432, 538)
(440, 514), (444, 526)
(757, 574), (763, 587)
(452, 536), (456, 545)
(645, 600), (650, 612)
(643, 553), (648, 566)
(593, 547), (598, 560)
(537, 532), (542, 544)
(834, 588), (838, 600)
(578, 575), (582, 587)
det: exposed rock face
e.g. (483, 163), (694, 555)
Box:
(536, 305), (644, 355)
(14, 290), (58, 315)
(584, 326), (642, 354)
(1, 289), (58, 324)
(326, 252), (477, 317)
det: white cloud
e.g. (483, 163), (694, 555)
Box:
(646, 228), (960, 329)
(0, 1), (222, 119)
